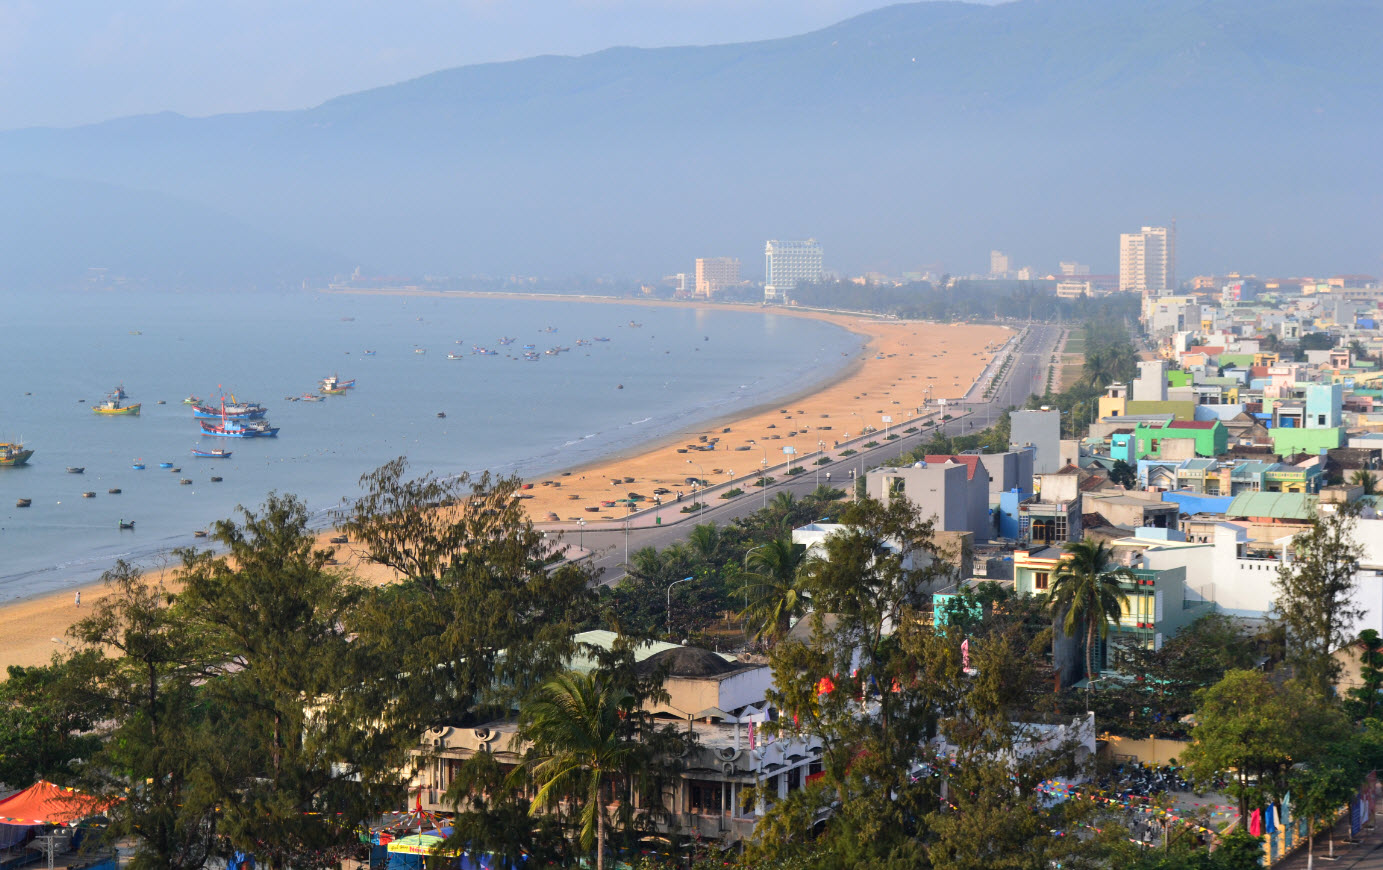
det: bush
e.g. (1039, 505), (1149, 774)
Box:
(720, 488), (744, 499)
(864, 441), (880, 449)
(813, 457), (833, 466)
(840, 449), (857, 457)
(786, 467), (805, 476)
(885, 434), (900, 441)
(753, 476), (776, 487)
(680, 502), (707, 514)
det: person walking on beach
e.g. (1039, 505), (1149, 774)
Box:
(74, 590), (80, 608)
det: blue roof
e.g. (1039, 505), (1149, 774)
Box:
(1161, 492), (1234, 516)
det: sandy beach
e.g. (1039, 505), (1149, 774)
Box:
(0, 296), (1009, 671)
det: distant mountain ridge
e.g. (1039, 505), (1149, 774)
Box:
(0, 0), (1378, 289)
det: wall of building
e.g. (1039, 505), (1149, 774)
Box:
(1011, 410), (1062, 474)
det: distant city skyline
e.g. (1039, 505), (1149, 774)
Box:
(0, 0), (1000, 131)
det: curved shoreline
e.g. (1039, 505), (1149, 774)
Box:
(0, 297), (1007, 671)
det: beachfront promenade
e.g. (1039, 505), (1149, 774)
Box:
(549, 322), (1063, 584)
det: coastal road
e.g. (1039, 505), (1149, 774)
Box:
(542, 322), (1066, 585)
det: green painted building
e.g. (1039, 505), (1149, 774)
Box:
(1270, 426), (1344, 456)
(1133, 419), (1228, 459)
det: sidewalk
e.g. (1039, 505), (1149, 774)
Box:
(1273, 813), (1383, 869)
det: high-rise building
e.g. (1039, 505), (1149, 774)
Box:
(1059, 261), (1091, 276)
(1119, 225), (1176, 294)
(764, 239), (823, 301)
(990, 250), (1010, 277)
(694, 257), (740, 297)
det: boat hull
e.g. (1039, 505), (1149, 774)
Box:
(191, 449), (233, 458)
(200, 422), (278, 438)
(0, 450), (34, 467)
(94, 404), (141, 416)
(192, 405), (266, 419)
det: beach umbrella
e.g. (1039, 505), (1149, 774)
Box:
(386, 828), (459, 857)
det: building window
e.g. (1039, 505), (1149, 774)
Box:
(1035, 571), (1049, 591)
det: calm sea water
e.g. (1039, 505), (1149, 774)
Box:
(0, 291), (859, 600)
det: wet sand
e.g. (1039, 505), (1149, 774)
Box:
(0, 296), (1009, 671)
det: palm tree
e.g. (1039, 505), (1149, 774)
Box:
(1045, 539), (1132, 694)
(1351, 468), (1378, 496)
(517, 671), (637, 870)
(741, 537), (811, 646)
(686, 522), (723, 566)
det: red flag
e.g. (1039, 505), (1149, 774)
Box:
(748, 720), (756, 750)
(817, 676), (836, 696)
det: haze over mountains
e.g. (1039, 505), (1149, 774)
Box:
(1, 0), (1378, 290)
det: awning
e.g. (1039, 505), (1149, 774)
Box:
(0, 781), (111, 827)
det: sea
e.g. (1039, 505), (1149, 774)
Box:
(0, 291), (860, 601)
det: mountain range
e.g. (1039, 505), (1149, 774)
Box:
(0, 0), (1379, 290)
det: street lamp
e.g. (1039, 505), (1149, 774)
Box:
(815, 439), (826, 488)
(687, 459), (708, 518)
(760, 457), (769, 508)
(667, 575), (695, 635)
(577, 517), (586, 554)
(624, 501), (635, 565)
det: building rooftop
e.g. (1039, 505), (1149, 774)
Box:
(1225, 491), (1317, 520)
(923, 455), (983, 480)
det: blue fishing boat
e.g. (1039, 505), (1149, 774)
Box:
(158, 462), (174, 468)
(200, 398), (279, 438)
(191, 447), (233, 458)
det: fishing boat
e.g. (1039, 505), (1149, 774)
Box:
(200, 398), (279, 438)
(66, 466), (84, 474)
(93, 394), (141, 415)
(201, 417), (279, 438)
(108, 488), (121, 494)
(299, 394), (324, 402)
(82, 491), (95, 498)
(112, 384), (128, 400)
(15, 498), (31, 507)
(131, 461), (145, 470)
(191, 447), (232, 459)
(447, 352), (465, 360)
(118, 520), (135, 530)
(0, 441), (34, 467)
(363, 350), (376, 356)
(593, 336), (610, 342)
(319, 374), (355, 392)
(497, 337), (516, 345)
(414, 348), (427, 355)
(191, 400), (267, 420)
(183, 395), (201, 405)
(159, 462), (174, 468)
(320, 384), (350, 396)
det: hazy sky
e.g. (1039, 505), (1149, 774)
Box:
(0, 0), (955, 130)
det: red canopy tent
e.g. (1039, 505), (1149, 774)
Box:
(0, 781), (110, 827)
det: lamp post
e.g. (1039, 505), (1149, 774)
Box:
(624, 502), (635, 566)
(667, 575), (695, 636)
(815, 439), (826, 488)
(760, 457), (769, 508)
(687, 459), (707, 518)
(577, 517), (586, 554)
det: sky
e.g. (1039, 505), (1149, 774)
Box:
(0, 0), (978, 130)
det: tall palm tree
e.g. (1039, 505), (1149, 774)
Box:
(517, 671), (637, 870)
(741, 537), (810, 646)
(1045, 539), (1132, 693)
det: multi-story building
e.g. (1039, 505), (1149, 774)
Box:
(990, 250), (1010, 277)
(1060, 262), (1091, 277)
(695, 257), (741, 297)
(1119, 225), (1176, 294)
(763, 239), (823, 301)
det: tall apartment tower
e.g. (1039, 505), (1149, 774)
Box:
(990, 250), (1010, 277)
(764, 239), (823, 301)
(1119, 225), (1176, 294)
(694, 257), (740, 297)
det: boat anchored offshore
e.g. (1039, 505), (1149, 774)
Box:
(192, 447), (232, 458)
(0, 441), (34, 467)
(191, 398), (267, 419)
(200, 397), (279, 438)
(319, 374), (355, 395)
(93, 391), (141, 415)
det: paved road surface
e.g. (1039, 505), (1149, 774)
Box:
(537, 322), (1065, 585)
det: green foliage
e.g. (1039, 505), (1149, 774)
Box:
(346, 458), (596, 729)
(785, 279), (1140, 326)
(1183, 670), (1351, 828)
(741, 537), (811, 647)
(1110, 458), (1137, 488)
(1274, 504), (1364, 697)
(0, 659), (102, 788)
(1045, 540), (1132, 687)
(1346, 629), (1383, 721)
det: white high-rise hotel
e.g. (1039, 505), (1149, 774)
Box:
(764, 239), (823, 301)
(1119, 225), (1176, 294)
